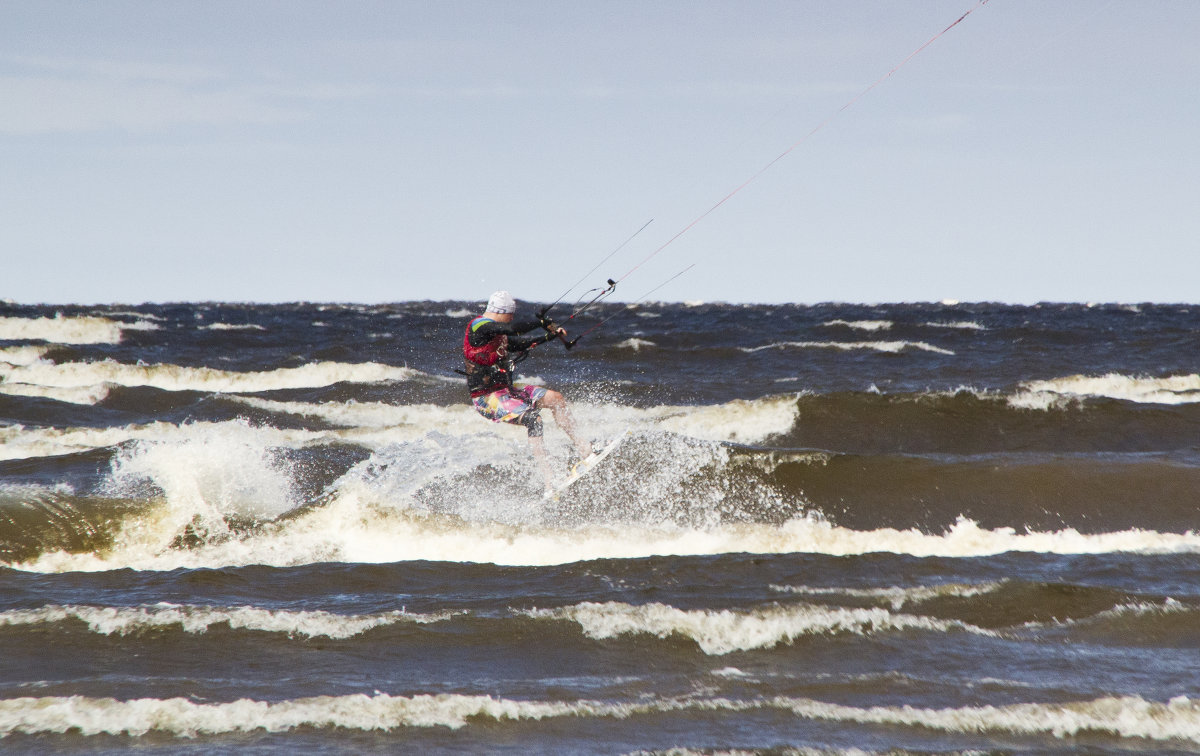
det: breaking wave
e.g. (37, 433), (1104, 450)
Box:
(2, 692), (1199, 742)
(12, 496), (1200, 574)
(0, 359), (439, 397)
(0, 314), (142, 345)
(529, 600), (994, 654)
(1014, 373), (1200, 407)
(741, 340), (955, 356)
(821, 319), (893, 331)
(0, 603), (450, 639)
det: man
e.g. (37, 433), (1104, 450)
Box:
(463, 290), (594, 490)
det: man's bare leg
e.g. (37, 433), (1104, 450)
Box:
(528, 434), (554, 491)
(536, 389), (591, 458)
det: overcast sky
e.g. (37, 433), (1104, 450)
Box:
(2, 1), (1197, 305)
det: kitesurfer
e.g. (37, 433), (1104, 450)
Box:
(463, 290), (595, 490)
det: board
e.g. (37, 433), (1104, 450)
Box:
(544, 429), (629, 500)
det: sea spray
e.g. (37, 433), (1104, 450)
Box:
(98, 419), (301, 554)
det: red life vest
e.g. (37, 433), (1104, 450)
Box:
(463, 317), (511, 396)
(462, 317), (506, 366)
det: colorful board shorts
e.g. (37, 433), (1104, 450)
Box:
(472, 385), (548, 426)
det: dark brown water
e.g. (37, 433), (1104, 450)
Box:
(3, 301), (1200, 753)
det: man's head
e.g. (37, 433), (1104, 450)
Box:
(485, 290), (517, 321)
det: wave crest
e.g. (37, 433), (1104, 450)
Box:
(530, 600), (992, 654)
(0, 314), (132, 344)
(0, 603), (448, 639)
(3, 692), (1199, 741)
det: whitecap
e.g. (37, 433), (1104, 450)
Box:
(821, 319), (893, 332)
(0, 603), (451, 639)
(528, 600), (994, 655)
(923, 320), (986, 330)
(202, 323), (267, 331)
(5, 692), (1196, 742)
(0, 314), (126, 344)
(1013, 373), (1200, 406)
(0, 345), (52, 366)
(615, 337), (657, 351)
(769, 581), (1008, 610)
(0, 359), (436, 395)
(741, 341), (955, 356)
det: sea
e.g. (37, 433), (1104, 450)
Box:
(3, 299), (1200, 754)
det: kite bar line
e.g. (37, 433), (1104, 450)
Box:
(615, 0), (992, 285)
(547, 0), (990, 349)
(565, 264), (695, 348)
(540, 219), (654, 322)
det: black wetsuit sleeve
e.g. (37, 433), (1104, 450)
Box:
(509, 329), (554, 351)
(467, 318), (552, 351)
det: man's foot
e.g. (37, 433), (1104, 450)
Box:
(567, 442), (594, 463)
(567, 442), (602, 472)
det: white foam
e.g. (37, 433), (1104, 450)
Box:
(242, 393), (797, 447)
(1022, 598), (1189, 632)
(768, 581), (1007, 610)
(115, 319), (160, 333)
(0, 419), (364, 462)
(821, 320), (893, 332)
(0, 359), (435, 396)
(7, 388), (1200, 573)
(1104, 597), (1188, 618)
(202, 323), (267, 331)
(0, 603), (449, 639)
(0, 344), (51, 366)
(102, 310), (166, 322)
(0, 481), (74, 499)
(742, 341), (955, 356)
(0, 381), (111, 406)
(2, 692), (1197, 742)
(529, 600), (993, 655)
(0, 389), (795, 465)
(231, 397), (481, 432)
(0, 423), (157, 461)
(18, 494), (1200, 575)
(615, 337), (657, 351)
(711, 667), (751, 679)
(0, 314), (127, 344)
(1014, 373), (1200, 406)
(104, 420), (310, 527)
(651, 395), (798, 443)
(0, 693), (592, 736)
(773, 694), (1200, 744)
(924, 320), (985, 330)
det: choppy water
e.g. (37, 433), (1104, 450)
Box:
(3, 300), (1200, 754)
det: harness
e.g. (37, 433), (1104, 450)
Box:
(462, 317), (516, 397)
(461, 316), (544, 436)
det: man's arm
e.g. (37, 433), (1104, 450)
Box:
(467, 317), (552, 349)
(508, 328), (555, 351)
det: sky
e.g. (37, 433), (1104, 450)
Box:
(2, 1), (1197, 305)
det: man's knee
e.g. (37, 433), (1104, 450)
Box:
(538, 389), (564, 408)
(520, 409), (544, 437)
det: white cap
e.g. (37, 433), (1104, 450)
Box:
(486, 290), (517, 314)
